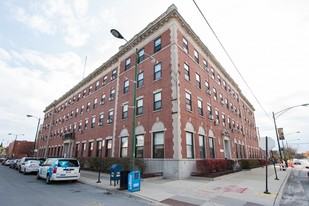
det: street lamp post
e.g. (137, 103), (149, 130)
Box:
(111, 29), (137, 171)
(27, 115), (41, 157)
(8, 133), (24, 158)
(273, 103), (309, 167)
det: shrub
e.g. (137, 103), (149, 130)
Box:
(196, 159), (235, 174)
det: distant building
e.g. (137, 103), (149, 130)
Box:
(7, 140), (34, 158)
(37, 4), (260, 179)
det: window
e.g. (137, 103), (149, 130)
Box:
(199, 135), (206, 158)
(109, 89), (115, 101)
(184, 63), (190, 81)
(194, 49), (199, 63)
(136, 135), (144, 158)
(136, 98), (143, 115)
(125, 58), (131, 71)
(98, 113), (104, 126)
(96, 140), (102, 157)
(83, 89), (87, 98)
(154, 37), (161, 53)
(218, 75), (221, 85)
(153, 132), (164, 158)
(138, 49), (144, 63)
(223, 80), (227, 90)
(80, 105), (84, 114)
(78, 121), (82, 131)
(89, 85), (92, 94)
(186, 132), (194, 158)
(228, 117), (231, 129)
(88, 141), (93, 157)
(198, 99), (203, 116)
(209, 137), (215, 159)
(93, 98), (97, 109)
(211, 67), (215, 79)
(122, 104), (128, 119)
(75, 143), (79, 157)
(207, 104), (213, 119)
(107, 110), (113, 123)
(81, 142), (86, 157)
(91, 116), (95, 128)
(183, 38), (188, 53)
(86, 102), (90, 112)
(137, 72), (144, 88)
(222, 113), (226, 127)
(215, 110), (220, 124)
(203, 59), (208, 71)
(120, 137), (128, 157)
(111, 69), (117, 80)
(213, 88), (217, 101)
(235, 143), (239, 159)
(124, 79), (129, 94)
(154, 63), (162, 80)
(95, 80), (99, 91)
(219, 94), (224, 104)
(105, 139), (112, 157)
(185, 92), (192, 111)
(196, 73), (201, 89)
(101, 94), (106, 105)
(205, 81), (211, 95)
(84, 119), (88, 129)
(103, 75), (108, 86)
(75, 108), (79, 117)
(153, 91), (162, 111)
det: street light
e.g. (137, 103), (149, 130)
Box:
(273, 103), (309, 167)
(27, 114), (41, 157)
(8, 133), (24, 158)
(111, 29), (138, 171)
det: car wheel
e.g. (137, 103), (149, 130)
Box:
(36, 172), (41, 180)
(46, 174), (51, 184)
(18, 167), (22, 173)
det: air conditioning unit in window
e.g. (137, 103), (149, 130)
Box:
(214, 119), (219, 125)
(206, 89), (211, 95)
(221, 100), (224, 105)
(100, 101), (105, 105)
(98, 122), (103, 126)
(208, 115), (213, 120)
(109, 97), (114, 101)
(107, 119), (112, 124)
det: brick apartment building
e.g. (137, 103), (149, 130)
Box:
(7, 140), (34, 159)
(36, 5), (260, 179)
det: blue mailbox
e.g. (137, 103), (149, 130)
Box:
(110, 164), (123, 186)
(128, 170), (141, 192)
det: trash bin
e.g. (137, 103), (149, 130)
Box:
(110, 164), (123, 186)
(119, 170), (130, 190)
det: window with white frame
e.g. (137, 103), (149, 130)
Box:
(184, 63), (190, 81)
(136, 98), (143, 115)
(209, 137), (215, 159)
(194, 49), (199, 63)
(125, 58), (131, 71)
(186, 132), (194, 158)
(124, 79), (129, 94)
(84, 119), (88, 129)
(136, 134), (144, 158)
(109, 89), (115, 101)
(95, 80), (99, 91)
(101, 93), (106, 105)
(106, 139), (112, 157)
(137, 72), (144, 88)
(120, 136), (128, 157)
(154, 63), (162, 80)
(198, 99), (203, 116)
(183, 37), (188, 53)
(111, 69), (117, 80)
(153, 91), (162, 111)
(196, 73), (201, 89)
(185, 92), (192, 111)
(93, 98), (97, 109)
(199, 134), (206, 158)
(211, 67), (215, 79)
(103, 75), (108, 85)
(86, 102), (90, 111)
(91, 116), (95, 128)
(207, 104), (213, 119)
(122, 104), (128, 119)
(154, 37), (161, 53)
(138, 49), (144, 63)
(153, 132), (164, 158)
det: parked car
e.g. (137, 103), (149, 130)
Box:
(37, 158), (80, 184)
(293, 159), (301, 165)
(9, 159), (19, 169)
(4, 158), (15, 166)
(18, 157), (37, 172)
(21, 160), (42, 174)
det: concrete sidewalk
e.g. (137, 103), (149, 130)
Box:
(78, 165), (291, 206)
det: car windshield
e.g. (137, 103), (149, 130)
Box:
(57, 160), (79, 167)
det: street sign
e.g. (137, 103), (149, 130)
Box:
(259, 137), (276, 150)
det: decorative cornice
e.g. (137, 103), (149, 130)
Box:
(44, 4), (254, 112)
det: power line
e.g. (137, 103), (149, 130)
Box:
(192, 0), (272, 121)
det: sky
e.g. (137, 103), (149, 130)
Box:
(0, 0), (308, 153)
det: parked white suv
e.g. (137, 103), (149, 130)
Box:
(36, 158), (80, 184)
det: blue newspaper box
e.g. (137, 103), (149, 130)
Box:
(128, 170), (141, 192)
